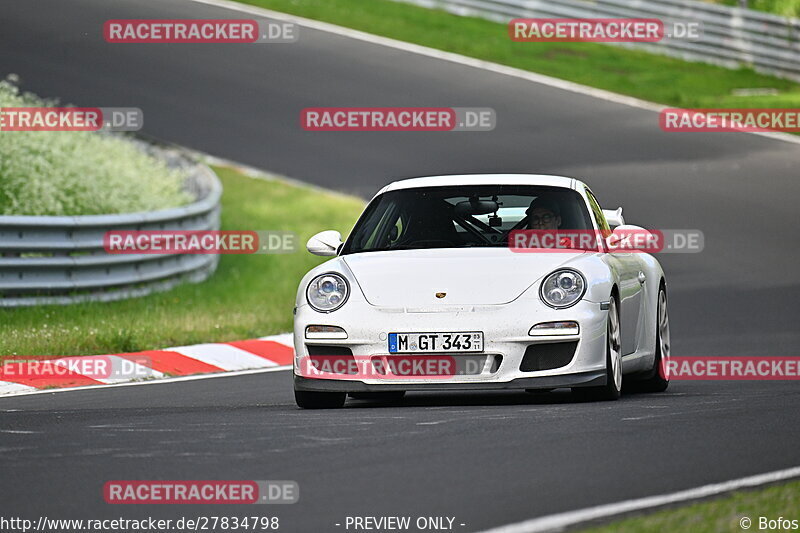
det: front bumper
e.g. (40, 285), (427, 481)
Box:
(294, 370), (606, 392)
(293, 297), (609, 392)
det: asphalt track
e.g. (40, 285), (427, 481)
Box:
(2, 0), (800, 531)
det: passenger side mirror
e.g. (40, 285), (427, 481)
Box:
(307, 230), (343, 256)
(602, 207), (625, 229)
(606, 224), (654, 250)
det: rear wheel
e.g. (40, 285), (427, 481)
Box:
(634, 286), (670, 393)
(294, 389), (346, 409)
(573, 296), (622, 401)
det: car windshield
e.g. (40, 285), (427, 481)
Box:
(341, 184), (594, 254)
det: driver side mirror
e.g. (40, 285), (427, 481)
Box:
(306, 230), (343, 256)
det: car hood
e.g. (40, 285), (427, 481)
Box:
(342, 248), (587, 307)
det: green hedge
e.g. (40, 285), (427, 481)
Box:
(0, 79), (192, 216)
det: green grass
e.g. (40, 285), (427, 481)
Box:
(0, 166), (365, 358)
(238, 0), (800, 109)
(581, 478), (800, 533)
(0, 79), (192, 216)
(711, 0), (800, 18)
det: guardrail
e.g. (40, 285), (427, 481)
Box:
(0, 143), (222, 307)
(400, 0), (800, 82)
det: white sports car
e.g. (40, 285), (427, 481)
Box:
(293, 174), (670, 408)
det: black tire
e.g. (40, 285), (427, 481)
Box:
(573, 296), (622, 401)
(294, 389), (346, 409)
(348, 391), (406, 402)
(632, 286), (670, 393)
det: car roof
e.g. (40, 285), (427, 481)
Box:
(377, 174), (580, 196)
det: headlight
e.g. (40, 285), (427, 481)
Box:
(306, 273), (349, 312)
(540, 269), (586, 308)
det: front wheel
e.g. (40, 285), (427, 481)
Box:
(295, 389), (346, 409)
(633, 286), (670, 393)
(573, 296), (622, 401)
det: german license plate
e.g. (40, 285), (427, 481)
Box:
(388, 332), (484, 354)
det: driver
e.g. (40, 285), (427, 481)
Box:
(526, 197), (562, 230)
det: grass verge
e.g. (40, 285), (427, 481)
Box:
(0, 166), (365, 357)
(712, 0), (800, 18)
(237, 0), (800, 109)
(581, 478), (800, 532)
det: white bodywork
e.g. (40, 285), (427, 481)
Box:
(293, 174), (665, 393)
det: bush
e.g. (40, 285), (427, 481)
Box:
(0, 78), (192, 216)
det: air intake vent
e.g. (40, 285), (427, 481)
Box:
(520, 342), (577, 372)
(307, 346), (357, 375)
(306, 345), (353, 356)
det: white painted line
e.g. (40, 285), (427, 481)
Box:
(166, 343), (278, 370)
(195, 150), (362, 201)
(187, 0), (800, 146)
(476, 465), (800, 533)
(0, 381), (37, 396)
(0, 365), (292, 399)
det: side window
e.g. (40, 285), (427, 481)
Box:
(388, 214), (405, 245)
(363, 204), (399, 249)
(585, 188), (610, 232)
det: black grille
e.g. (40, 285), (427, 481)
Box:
(520, 342), (577, 372)
(307, 346), (357, 375)
(306, 345), (352, 356)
